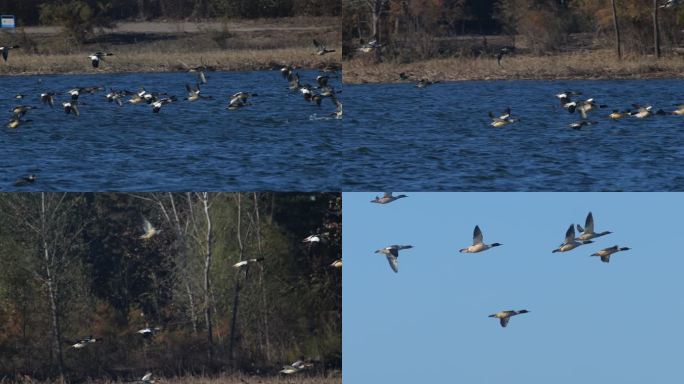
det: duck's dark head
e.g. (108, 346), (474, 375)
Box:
(491, 243), (502, 247)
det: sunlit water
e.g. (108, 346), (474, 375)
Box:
(1, 70), (341, 191)
(342, 79), (684, 191)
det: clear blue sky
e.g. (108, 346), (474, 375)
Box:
(343, 192), (683, 384)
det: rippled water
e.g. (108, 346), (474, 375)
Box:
(1, 70), (341, 191)
(342, 79), (684, 191)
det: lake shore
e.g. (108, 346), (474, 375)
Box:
(0, 18), (340, 76)
(343, 50), (684, 84)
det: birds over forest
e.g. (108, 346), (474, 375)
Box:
(368, 194), (632, 328)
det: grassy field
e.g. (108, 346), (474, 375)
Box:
(0, 17), (340, 75)
(1, 374), (341, 384)
(343, 49), (684, 84)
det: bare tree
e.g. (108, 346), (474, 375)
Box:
(653, 0), (661, 58)
(611, 0), (622, 59)
(199, 192), (214, 362)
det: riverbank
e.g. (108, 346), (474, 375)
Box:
(343, 49), (684, 84)
(0, 18), (340, 75)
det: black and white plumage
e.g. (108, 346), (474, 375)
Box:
(40, 91), (57, 108)
(71, 335), (100, 349)
(568, 120), (598, 130)
(233, 258), (264, 268)
(227, 92), (256, 110)
(89, 52), (114, 68)
(136, 326), (161, 338)
(660, 0), (681, 8)
(151, 96), (177, 113)
(13, 174), (36, 186)
(0, 45), (19, 62)
(488, 310), (529, 328)
(358, 39), (382, 53)
(62, 101), (79, 116)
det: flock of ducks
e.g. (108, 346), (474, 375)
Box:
(370, 193), (632, 328)
(62, 215), (338, 378)
(481, 89), (684, 130)
(3, 39), (342, 135)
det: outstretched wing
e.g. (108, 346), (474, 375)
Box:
(585, 212), (594, 233)
(564, 224), (575, 243)
(473, 225), (483, 245)
(500, 317), (510, 327)
(386, 248), (399, 273)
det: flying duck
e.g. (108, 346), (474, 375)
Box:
(608, 109), (627, 119)
(566, 98), (605, 119)
(7, 117), (32, 129)
(313, 39), (335, 55)
(553, 224), (593, 252)
(555, 91), (581, 107)
(89, 52), (113, 68)
(568, 120), (598, 130)
(303, 234), (325, 243)
(416, 79), (439, 88)
(227, 92), (256, 110)
(138, 372), (155, 383)
(62, 101), (79, 116)
(136, 326), (161, 338)
(0, 45), (19, 62)
(139, 218), (160, 239)
(488, 310), (529, 328)
(358, 38), (382, 53)
(280, 359), (313, 374)
(233, 258), (264, 268)
(575, 212), (612, 241)
(151, 96), (177, 113)
(671, 104), (684, 115)
(40, 92), (57, 108)
(660, 0), (681, 8)
(13, 174), (36, 186)
(71, 336), (99, 349)
(11, 105), (35, 118)
(187, 66), (208, 84)
(459, 225), (502, 253)
(105, 89), (135, 106)
(316, 75), (329, 88)
(370, 192), (408, 204)
(489, 107), (517, 127)
(68, 86), (102, 101)
(591, 245), (630, 263)
(330, 259), (342, 268)
(629, 104), (653, 118)
(496, 47), (511, 67)
(14, 94), (25, 99)
(330, 96), (342, 119)
(184, 83), (213, 102)
(375, 245), (413, 273)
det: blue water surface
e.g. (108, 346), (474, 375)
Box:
(342, 79), (684, 191)
(1, 70), (341, 191)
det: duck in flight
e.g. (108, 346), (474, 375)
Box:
(71, 335), (100, 349)
(660, 0), (681, 8)
(40, 91), (57, 108)
(138, 372), (155, 383)
(358, 38), (382, 53)
(489, 107), (517, 127)
(568, 120), (598, 130)
(280, 359), (313, 374)
(488, 310), (529, 328)
(89, 51), (113, 68)
(416, 79), (439, 88)
(575, 212), (612, 241)
(184, 83), (213, 102)
(151, 96), (177, 113)
(139, 218), (160, 239)
(330, 259), (342, 268)
(459, 225), (502, 253)
(608, 109), (627, 119)
(552, 224), (593, 253)
(11, 105), (36, 118)
(313, 39), (335, 55)
(233, 258), (264, 268)
(7, 117), (32, 129)
(137, 326), (161, 338)
(591, 245), (630, 263)
(227, 92), (256, 110)
(62, 101), (79, 116)
(375, 245), (413, 273)
(330, 95), (342, 119)
(566, 98), (605, 119)
(13, 174), (36, 186)
(0, 45), (19, 62)
(555, 91), (582, 107)
(496, 47), (512, 67)
(370, 192), (408, 204)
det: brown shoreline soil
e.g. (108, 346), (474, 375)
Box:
(0, 18), (340, 76)
(343, 50), (684, 84)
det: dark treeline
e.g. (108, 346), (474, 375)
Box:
(0, 0), (340, 25)
(344, 0), (684, 59)
(0, 193), (341, 382)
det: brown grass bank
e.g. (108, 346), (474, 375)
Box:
(343, 49), (684, 84)
(0, 18), (340, 75)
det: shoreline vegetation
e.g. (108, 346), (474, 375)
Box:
(0, 17), (340, 76)
(0, 374), (341, 384)
(343, 49), (684, 84)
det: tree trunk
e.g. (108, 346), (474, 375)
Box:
(42, 193), (64, 380)
(653, 0), (661, 58)
(611, 0), (622, 60)
(252, 193), (271, 363)
(228, 194), (244, 367)
(201, 193), (214, 363)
